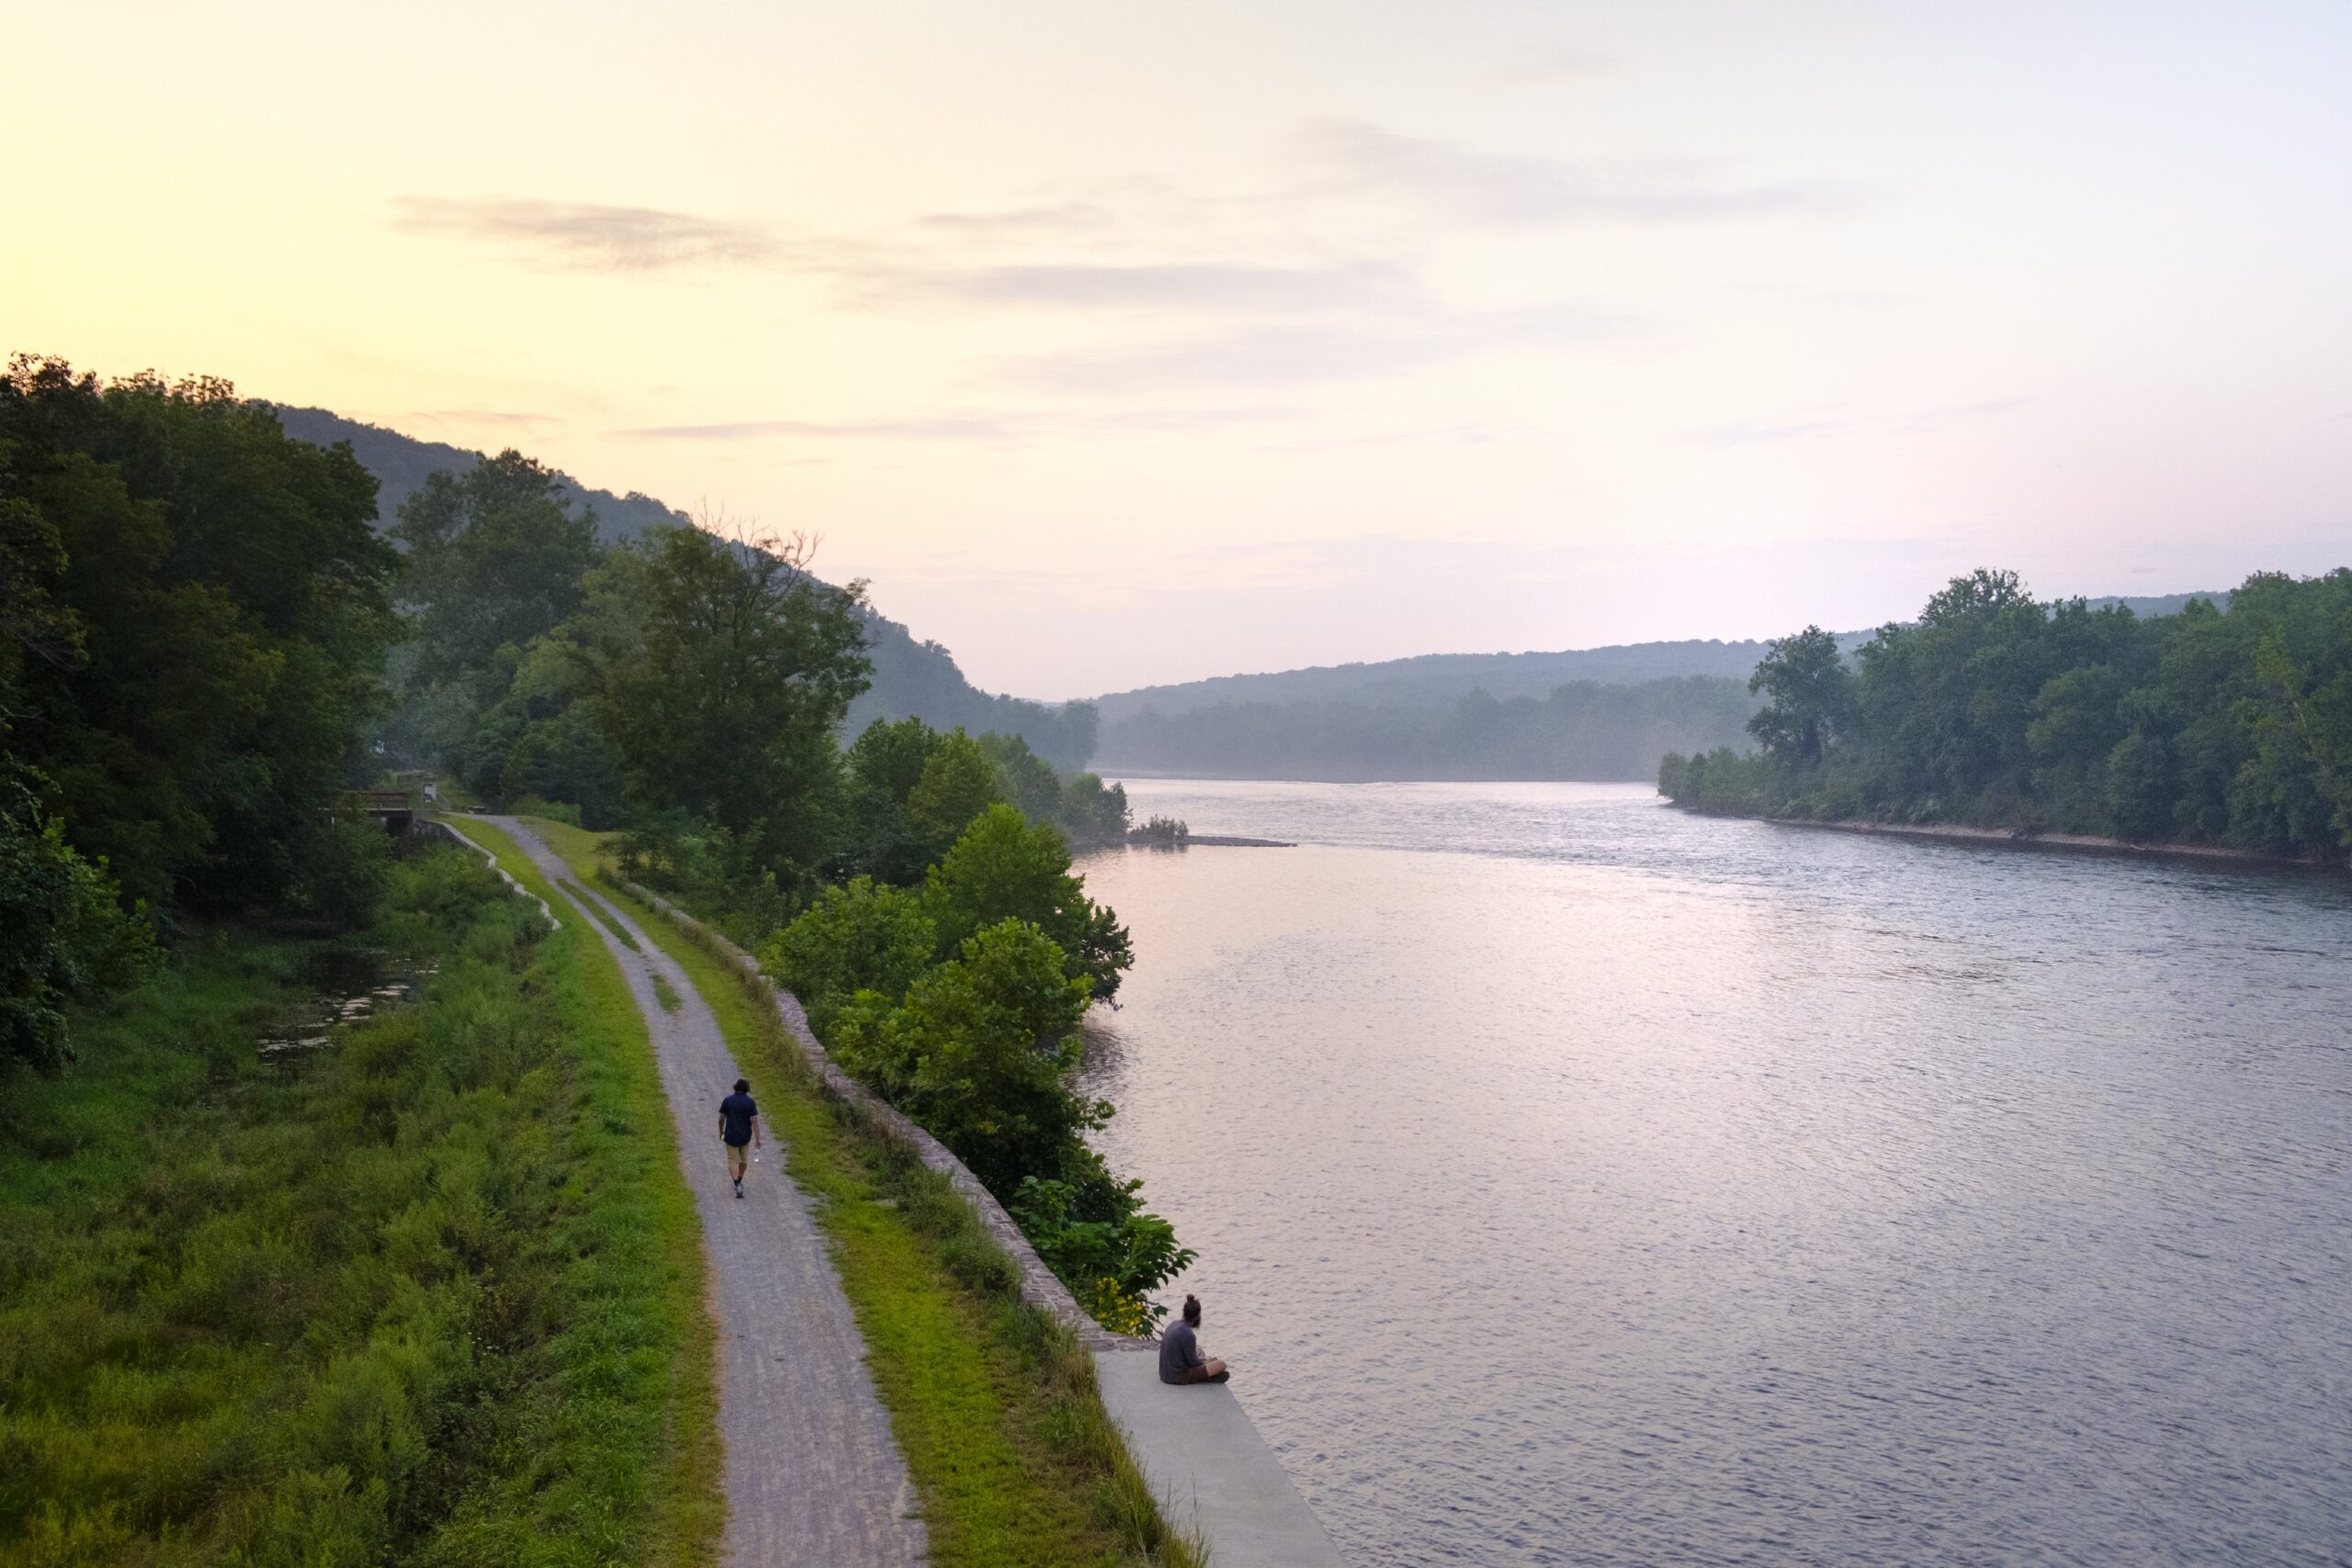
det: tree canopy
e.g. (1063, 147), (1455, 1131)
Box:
(1661, 568), (2352, 863)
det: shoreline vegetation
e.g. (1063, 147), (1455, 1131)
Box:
(1659, 568), (2352, 874)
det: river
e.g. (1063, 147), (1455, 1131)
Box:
(1077, 781), (2352, 1566)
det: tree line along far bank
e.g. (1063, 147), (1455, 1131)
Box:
(1, 357), (1189, 1333)
(1662, 567), (2352, 863)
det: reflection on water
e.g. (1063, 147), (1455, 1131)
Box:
(1080, 781), (2352, 1567)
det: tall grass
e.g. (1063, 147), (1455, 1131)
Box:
(0, 846), (718, 1566)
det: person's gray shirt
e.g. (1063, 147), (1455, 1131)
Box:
(1159, 1319), (1204, 1383)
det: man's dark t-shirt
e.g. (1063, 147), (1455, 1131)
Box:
(719, 1092), (758, 1146)
(1159, 1320), (1205, 1384)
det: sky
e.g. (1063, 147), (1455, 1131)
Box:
(6, 1), (2349, 699)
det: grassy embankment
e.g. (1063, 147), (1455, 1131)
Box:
(503, 815), (1204, 1568)
(0, 845), (720, 1567)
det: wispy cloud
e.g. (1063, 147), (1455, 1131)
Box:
(998, 299), (1637, 392)
(912, 201), (1120, 241)
(407, 407), (558, 429)
(1297, 120), (1878, 226)
(613, 404), (1309, 444)
(615, 413), (1024, 442)
(1090, 404), (1306, 433)
(852, 260), (1417, 314)
(391, 196), (782, 270)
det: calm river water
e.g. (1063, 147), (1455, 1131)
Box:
(1078, 781), (2352, 1566)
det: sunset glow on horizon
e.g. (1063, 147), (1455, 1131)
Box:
(7, 0), (2348, 697)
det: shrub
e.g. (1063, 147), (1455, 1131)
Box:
(922, 805), (1132, 1000)
(1010, 1160), (1195, 1328)
(758, 876), (934, 1034)
(831, 918), (1100, 1193)
(0, 765), (155, 1074)
(286, 812), (394, 931)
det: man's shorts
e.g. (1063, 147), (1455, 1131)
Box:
(727, 1141), (749, 1179)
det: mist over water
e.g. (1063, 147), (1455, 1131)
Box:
(1079, 782), (2352, 1566)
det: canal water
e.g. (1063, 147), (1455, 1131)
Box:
(1079, 781), (2352, 1566)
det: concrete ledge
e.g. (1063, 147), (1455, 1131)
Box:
(1094, 1349), (1346, 1567)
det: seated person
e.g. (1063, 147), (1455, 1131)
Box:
(1159, 1294), (1229, 1384)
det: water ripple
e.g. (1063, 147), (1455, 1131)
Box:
(1080, 781), (2352, 1567)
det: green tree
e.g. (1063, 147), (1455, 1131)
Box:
(760, 876), (936, 1033)
(1670, 568), (2352, 863)
(593, 526), (870, 875)
(830, 918), (1101, 1193)
(922, 805), (1133, 998)
(974, 731), (1063, 821)
(840, 716), (946, 883)
(0, 765), (154, 1073)
(391, 451), (599, 692)
(908, 730), (1003, 847)
(2102, 728), (2177, 842)
(1746, 626), (1855, 766)
(0, 358), (397, 913)
(1057, 771), (1132, 847)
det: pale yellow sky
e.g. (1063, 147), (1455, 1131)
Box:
(7, 1), (2348, 696)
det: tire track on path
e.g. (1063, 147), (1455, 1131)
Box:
(483, 818), (925, 1568)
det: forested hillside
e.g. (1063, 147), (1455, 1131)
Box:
(275, 407), (1096, 767)
(1661, 570), (2351, 863)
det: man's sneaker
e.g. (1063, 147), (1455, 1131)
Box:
(733, 1180), (743, 1199)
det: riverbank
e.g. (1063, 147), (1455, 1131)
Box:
(491, 814), (1219, 1567)
(1744, 812), (2349, 872)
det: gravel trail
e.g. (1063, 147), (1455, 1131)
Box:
(484, 818), (925, 1568)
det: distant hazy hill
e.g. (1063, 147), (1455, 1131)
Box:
(272, 406), (690, 546)
(1094, 592), (2228, 725)
(1092, 592), (2230, 782)
(1097, 640), (1781, 725)
(1098, 677), (1763, 783)
(271, 405), (1097, 768)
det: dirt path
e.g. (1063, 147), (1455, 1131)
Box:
(483, 818), (925, 1568)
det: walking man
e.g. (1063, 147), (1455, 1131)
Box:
(718, 1077), (762, 1199)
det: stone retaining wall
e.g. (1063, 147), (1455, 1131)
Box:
(616, 879), (1136, 1352)
(418, 818), (562, 929)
